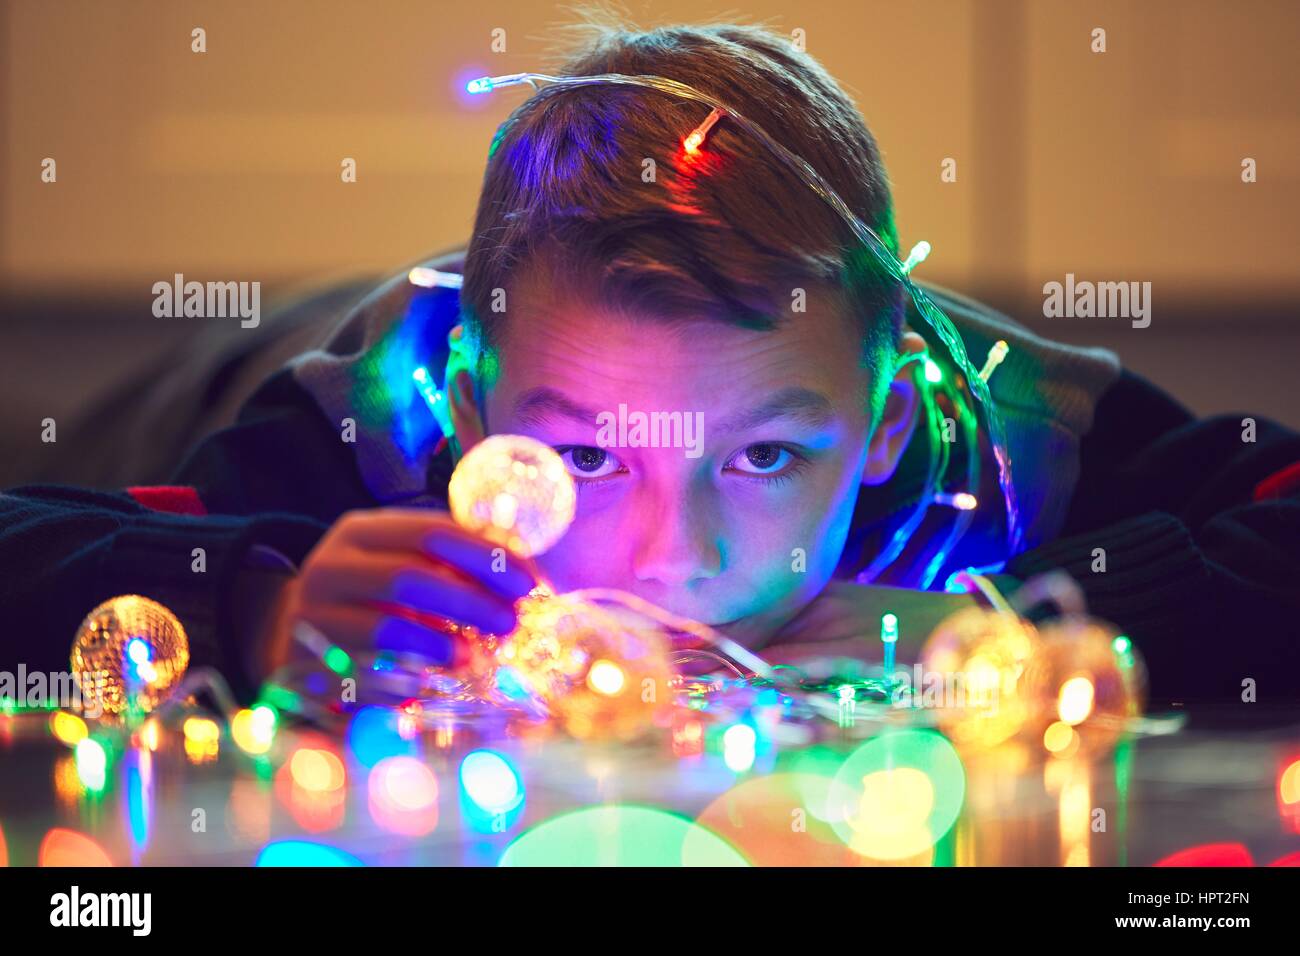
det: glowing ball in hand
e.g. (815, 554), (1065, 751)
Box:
(448, 434), (577, 557)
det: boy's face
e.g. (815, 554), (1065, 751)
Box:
(476, 284), (906, 649)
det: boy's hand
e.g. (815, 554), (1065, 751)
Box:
(760, 580), (977, 671)
(252, 508), (540, 680)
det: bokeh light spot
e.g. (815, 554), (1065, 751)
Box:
(587, 659), (626, 697)
(347, 706), (419, 768)
(51, 711), (88, 746)
(1057, 676), (1096, 725)
(829, 729), (965, 861)
(368, 756), (438, 837)
(500, 806), (747, 867)
(256, 840), (363, 867)
(74, 738), (107, 792)
(460, 750), (523, 815)
(723, 723), (757, 773)
(39, 828), (112, 867)
(290, 747), (345, 793)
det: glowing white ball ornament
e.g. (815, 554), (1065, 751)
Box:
(448, 434), (577, 557)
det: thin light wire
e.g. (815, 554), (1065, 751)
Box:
(565, 587), (774, 678)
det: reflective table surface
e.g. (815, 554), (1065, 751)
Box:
(1, 706), (1296, 867)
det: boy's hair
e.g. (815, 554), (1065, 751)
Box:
(461, 18), (903, 416)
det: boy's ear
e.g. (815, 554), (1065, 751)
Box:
(862, 330), (927, 486)
(445, 324), (486, 460)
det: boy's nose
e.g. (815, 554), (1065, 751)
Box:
(630, 498), (722, 588)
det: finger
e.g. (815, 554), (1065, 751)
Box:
(302, 553), (520, 635)
(419, 519), (540, 599)
(340, 510), (539, 598)
(297, 604), (462, 666)
(385, 566), (519, 635)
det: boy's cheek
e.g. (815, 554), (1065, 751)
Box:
(534, 524), (635, 592)
(535, 518), (834, 612)
(534, 543), (601, 592)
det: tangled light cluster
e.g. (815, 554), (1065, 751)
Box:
(482, 590), (674, 740)
(917, 602), (1146, 758)
(70, 595), (190, 720)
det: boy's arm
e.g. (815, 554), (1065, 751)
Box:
(171, 367), (380, 521)
(0, 485), (326, 703)
(1, 368), (372, 702)
(1006, 370), (1300, 707)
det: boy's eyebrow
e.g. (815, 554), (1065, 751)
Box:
(512, 386), (604, 427)
(510, 384), (836, 433)
(715, 387), (836, 434)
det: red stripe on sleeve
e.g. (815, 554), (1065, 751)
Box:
(126, 485), (208, 516)
(1253, 461), (1300, 502)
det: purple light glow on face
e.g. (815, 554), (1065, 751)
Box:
(480, 284), (888, 650)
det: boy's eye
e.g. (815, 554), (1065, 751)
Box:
(727, 443), (793, 475)
(557, 446), (623, 479)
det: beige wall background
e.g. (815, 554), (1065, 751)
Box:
(5, 0), (1298, 310)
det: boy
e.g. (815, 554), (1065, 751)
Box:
(3, 22), (1298, 714)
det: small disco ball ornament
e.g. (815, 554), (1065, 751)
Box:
(71, 595), (190, 720)
(448, 434), (577, 557)
(491, 591), (673, 741)
(1021, 617), (1146, 760)
(918, 606), (1039, 750)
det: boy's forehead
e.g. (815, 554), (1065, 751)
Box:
(486, 288), (871, 413)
